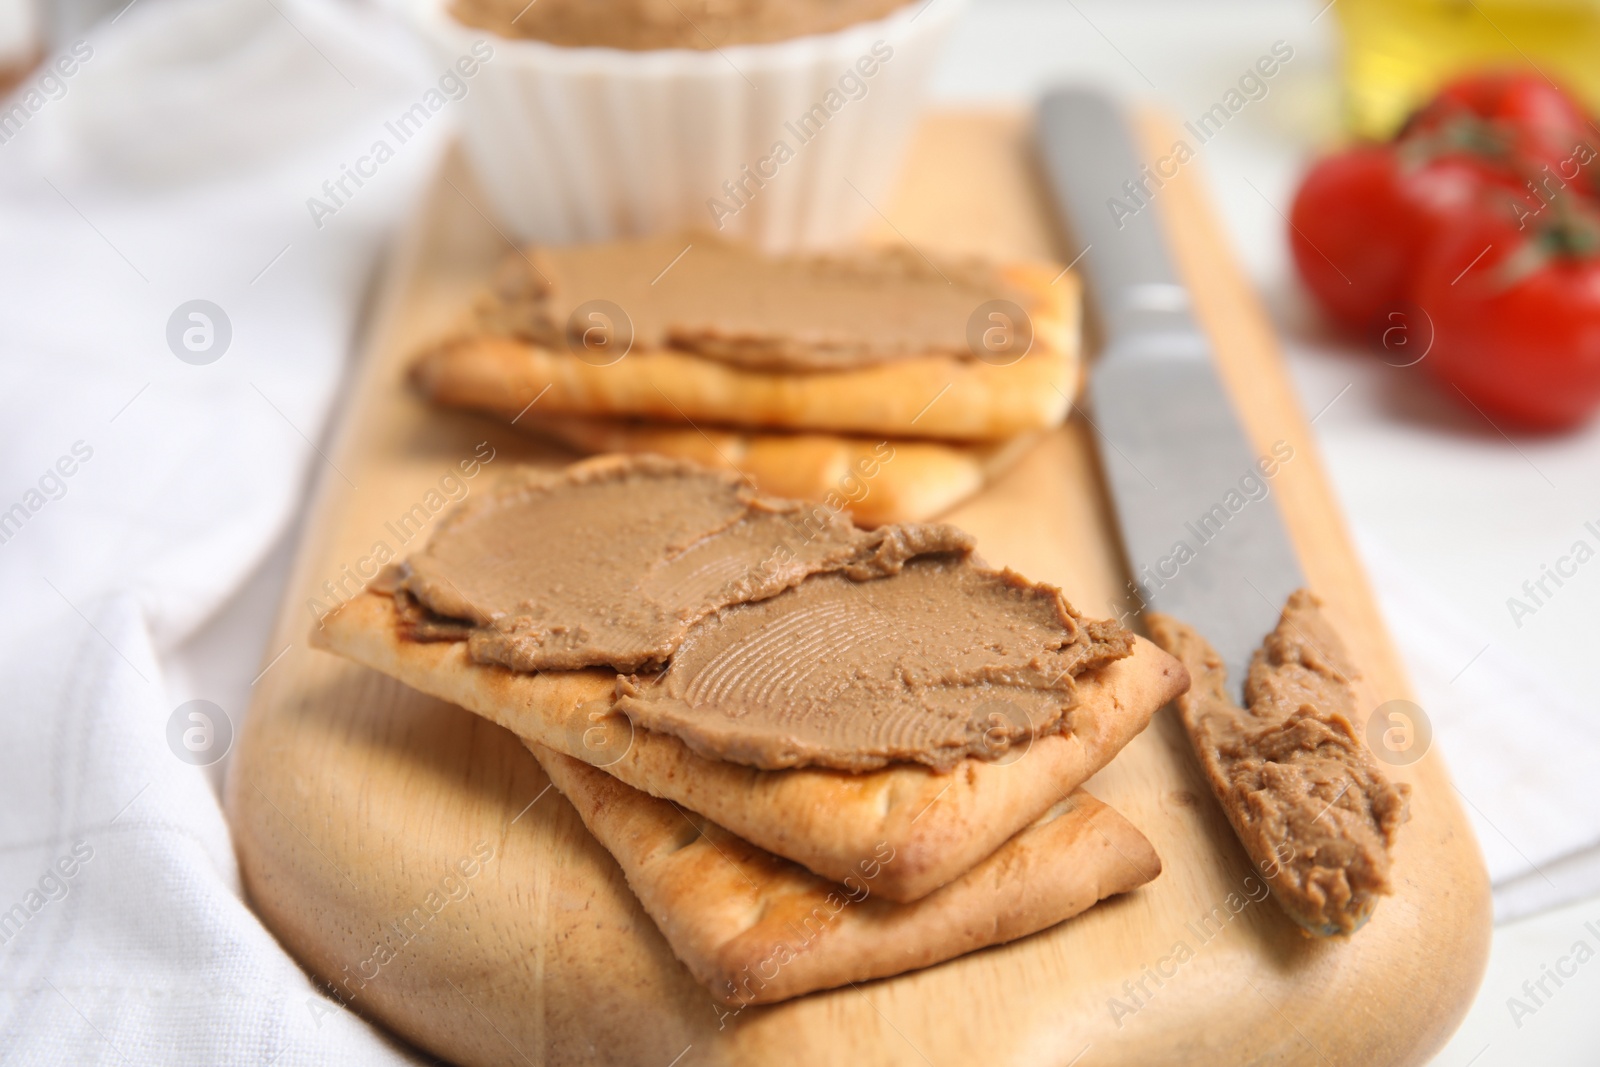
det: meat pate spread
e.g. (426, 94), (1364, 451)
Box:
(381, 456), (1133, 771)
(451, 0), (910, 51)
(470, 233), (1033, 373)
(1148, 591), (1410, 936)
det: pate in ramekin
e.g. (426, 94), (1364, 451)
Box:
(409, 0), (964, 250)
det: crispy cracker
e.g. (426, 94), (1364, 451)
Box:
(512, 416), (1041, 526)
(411, 265), (1079, 442)
(529, 743), (1160, 1006)
(313, 592), (1187, 901)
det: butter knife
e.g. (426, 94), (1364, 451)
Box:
(1035, 88), (1305, 695)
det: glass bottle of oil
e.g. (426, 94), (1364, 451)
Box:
(1336, 0), (1600, 138)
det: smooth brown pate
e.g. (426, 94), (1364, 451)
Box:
(1148, 591), (1410, 937)
(451, 0), (909, 51)
(382, 456), (1132, 771)
(471, 233), (1032, 373)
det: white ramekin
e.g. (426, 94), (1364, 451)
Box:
(409, 0), (963, 251)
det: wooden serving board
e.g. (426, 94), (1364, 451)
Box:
(226, 111), (1491, 1066)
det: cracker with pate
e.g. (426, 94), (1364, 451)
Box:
(312, 591), (1186, 902)
(410, 234), (1080, 442)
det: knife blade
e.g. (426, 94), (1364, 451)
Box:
(1035, 88), (1306, 694)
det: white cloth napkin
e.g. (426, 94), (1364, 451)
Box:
(1358, 531), (1600, 923)
(0, 0), (443, 1062)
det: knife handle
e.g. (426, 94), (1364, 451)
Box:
(1036, 88), (1201, 350)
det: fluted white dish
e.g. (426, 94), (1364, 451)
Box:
(410, 0), (964, 250)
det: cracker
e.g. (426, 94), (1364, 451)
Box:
(410, 265), (1080, 442)
(529, 742), (1160, 1006)
(512, 416), (1041, 525)
(313, 592), (1187, 901)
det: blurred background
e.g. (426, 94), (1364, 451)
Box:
(3, 0), (1598, 1063)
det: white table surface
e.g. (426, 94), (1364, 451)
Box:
(163, 1), (1600, 1062)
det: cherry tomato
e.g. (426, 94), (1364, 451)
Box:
(1289, 143), (1535, 334)
(1413, 203), (1600, 431)
(1404, 70), (1598, 192)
